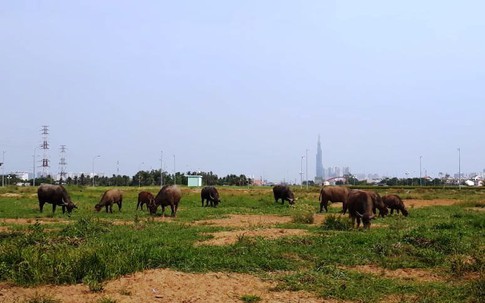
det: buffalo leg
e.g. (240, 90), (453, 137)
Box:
(62, 205), (66, 214)
(52, 204), (57, 213)
(342, 202), (347, 214)
(118, 202), (122, 212)
(39, 201), (45, 212)
(319, 201), (328, 213)
(170, 205), (175, 217)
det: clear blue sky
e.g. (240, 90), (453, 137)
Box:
(1, 1), (484, 182)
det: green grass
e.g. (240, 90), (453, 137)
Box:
(0, 185), (484, 303)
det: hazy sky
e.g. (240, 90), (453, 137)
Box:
(1, 1), (484, 182)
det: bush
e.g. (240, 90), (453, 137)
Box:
(291, 204), (315, 224)
(322, 215), (351, 231)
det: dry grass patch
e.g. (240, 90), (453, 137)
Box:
(405, 199), (457, 208)
(196, 228), (310, 246)
(193, 214), (293, 228)
(343, 264), (445, 282)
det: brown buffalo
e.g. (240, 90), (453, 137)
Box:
(37, 184), (77, 215)
(201, 186), (220, 207)
(364, 190), (389, 217)
(148, 185), (181, 217)
(137, 191), (154, 210)
(273, 185), (295, 205)
(319, 186), (350, 213)
(382, 194), (408, 216)
(95, 189), (123, 213)
(347, 190), (376, 229)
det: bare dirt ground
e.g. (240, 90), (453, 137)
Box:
(0, 269), (340, 303)
(0, 199), (468, 303)
(196, 228), (310, 246)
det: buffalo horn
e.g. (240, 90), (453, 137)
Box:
(356, 211), (364, 218)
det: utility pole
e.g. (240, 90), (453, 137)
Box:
(41, 126), (49, 177)
(59, 145), (67, 184)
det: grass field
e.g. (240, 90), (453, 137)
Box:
(0, 185), (483, 303)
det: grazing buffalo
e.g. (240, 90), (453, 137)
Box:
(148, 185), (181, 217)
(365, 190), (389, 217)
(201, 186), (220, 207)
(273, 185), (295, 205)
(95, 189), (123, 213)
(37, 184), (77, 215)
(382, 194), (408, 216)
(347, 190), (376, 229)
(319, 186), (350, 213)
(137, 191), (154, 210)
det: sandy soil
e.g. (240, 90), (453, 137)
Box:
(0, 218), (71, 225)
(0, 269), (339, 303)
(193, 214), (293, 228)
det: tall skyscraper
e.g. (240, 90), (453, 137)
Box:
(315, 135), (324, 183)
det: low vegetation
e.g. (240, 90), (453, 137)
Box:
(0, 185), (483, 303)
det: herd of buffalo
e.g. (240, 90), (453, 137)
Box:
(36, 183), (408, 228)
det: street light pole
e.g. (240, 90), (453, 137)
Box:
(305, 149), (309, 189)
(419, 156), (422, 186)
(1, 151), (5, 187)
(160, 150), (163, 187)
(92, 155), (100, 187)
(300, 155), (304, 188)
(173, 154), (176, 185)
(458, 148), (461, 189)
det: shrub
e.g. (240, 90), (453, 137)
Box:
(240, 294), (261, 303)
(322, 215), (351, 231)
(291, 204), (315, 224)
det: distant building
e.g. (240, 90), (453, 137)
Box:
(187, 175), (202, 187)
(315, 135), (324, 184)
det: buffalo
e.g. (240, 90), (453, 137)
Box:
(136, 191), (154, 210)
(347, 190), (376, 229)
(95, 189), (123, 213)
(365, 190), (389, 217)
(319, 186), (350, 213)
(382, 194), (408, 216)
(148, 185), (181, 217)
(273, 185), (295, 205)
(37, 184), (77, 215)
(201, 186), (220, 207)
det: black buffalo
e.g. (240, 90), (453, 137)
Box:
(148, 185), (182, 217)
(37, 184), (77, 215)
(273, 185), (295, 205)
(347, 190), (376, 229)
(201, 186), (220, 207)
